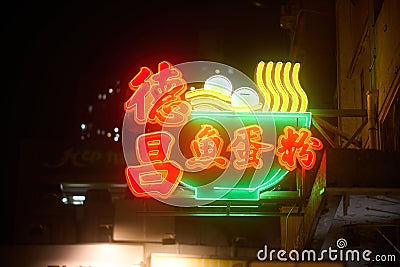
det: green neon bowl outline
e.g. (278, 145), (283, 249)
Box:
(180, 168), (289, 200)
(178, 112), (311, 200)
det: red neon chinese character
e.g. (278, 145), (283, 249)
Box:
(124, 61), (191, 127)
(186, 125), (229, 170)
(125, 131), (183, 198)
(147, 62), (191, 126)
(275, 126), (323, 171)
(124, 67), (153, 124)
(227, 125), (274, 170)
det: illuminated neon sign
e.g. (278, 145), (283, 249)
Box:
(122, 60), (323, 203)
(124, 61), (191, 127)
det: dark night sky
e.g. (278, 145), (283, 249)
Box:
(6, 0), (289, 142)
(3, 0), (290, 242)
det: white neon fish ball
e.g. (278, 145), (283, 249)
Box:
(203, 75), (233, 96)
(231, 87), (260, 108)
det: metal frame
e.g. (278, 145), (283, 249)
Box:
(310, 108), (367, 149)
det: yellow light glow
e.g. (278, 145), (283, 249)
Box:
(265, 61), (281, 111)
(283, 62), (300, 112)
(255, 61), (271, 111)
(189, 96), (262, 112)
(190, 97), (232, 111)
(185, 89), (232, 102)
(273, 62), (289, 112)
(191, 104), (222, 111)
(229, 103), (263, 111)
(254, 60), (308, 112)
(292, 62), (308, 112)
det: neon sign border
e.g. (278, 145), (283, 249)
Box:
(176, 111), (312, 200)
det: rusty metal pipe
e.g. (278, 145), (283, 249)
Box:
(366, 90), (378, 149)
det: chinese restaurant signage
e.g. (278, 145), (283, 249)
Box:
(122, 60), (323, 205)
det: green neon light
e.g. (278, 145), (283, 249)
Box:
(180, 168), (289, 201)
(189, 193), (261, 201)
(319, 187), (325, 195)
(177, 111), (312, 200)
(213, 187), (256, 191)
(179, 180), (196, 191)
(269, 112), (311, 130)
(212, 168), (283, 191)
(257, 170), (290, 191)
(202, 194), (260, 201)
(188, 111), (311, 128)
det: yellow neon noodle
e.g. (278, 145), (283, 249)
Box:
(185, 89), (232, 102)
(292, 63), (308, 112)
(190, 97), (233, 111)
(255, 61), (272, 111)
(283, 62), (300, 112)
(230, 103), (263, 111)
(274, 62), (290, 112)
(192, 104), (223, 111)
(190, 97), (263, 112)
(265, 61), (281, 111)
